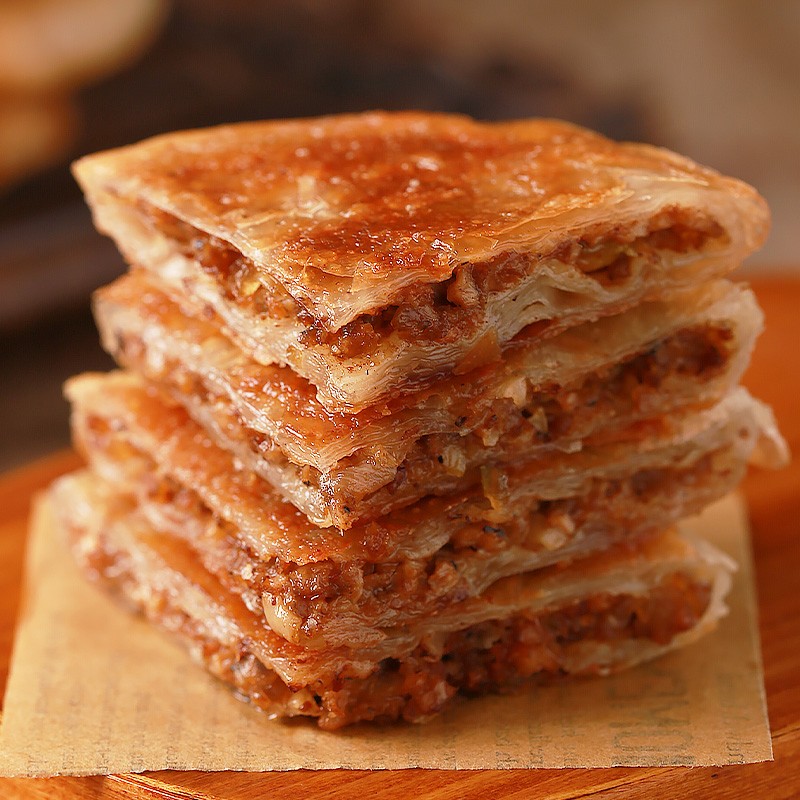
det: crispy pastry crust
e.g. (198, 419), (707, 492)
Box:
(73, 113), (770, 409)
(94, 274), (762, 527)
(57, 112), (784, 730)
(52, 476), (732, 729)
(65, 372), (784, 571)
(72, 112), (769, 323)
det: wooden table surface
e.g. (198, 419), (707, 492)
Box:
(2, 277), (799, 800)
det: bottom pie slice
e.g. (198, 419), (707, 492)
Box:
(51, 468), (733, 729)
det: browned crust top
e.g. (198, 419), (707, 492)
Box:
(73, 112), (768, 300)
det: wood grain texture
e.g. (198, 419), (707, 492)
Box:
(1, 277), (798, 800)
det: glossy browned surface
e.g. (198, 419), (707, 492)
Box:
(1, 277), (798, 797)
(73, 112), (767, 287)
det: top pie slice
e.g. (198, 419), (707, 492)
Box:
(73, 112), (769, 411)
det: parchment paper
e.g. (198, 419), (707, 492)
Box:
(0, 492), (772, 776)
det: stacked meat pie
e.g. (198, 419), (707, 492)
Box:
(51, 113), (787, 729)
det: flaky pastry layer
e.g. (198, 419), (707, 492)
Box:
(73, 113), (769, 409)
(95, 274), (761, 527)
(53, 476), (732, 729)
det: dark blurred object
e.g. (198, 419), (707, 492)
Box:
(0, 204), (120, 330)
(1, 309), (114, 471)
(0, 95), (76, 194)
(80, 0), (647, 139)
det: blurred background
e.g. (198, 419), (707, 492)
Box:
(1, 0), (799, 471)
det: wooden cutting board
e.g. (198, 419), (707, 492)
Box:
(2, 277), (800, 799)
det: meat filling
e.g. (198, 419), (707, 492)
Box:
(136, 447), (729, 642)
(110, 320), (734, 521)
(76, 405), (732, 644)
(144, 205), (727, 356)
(68, 517), (712, 730)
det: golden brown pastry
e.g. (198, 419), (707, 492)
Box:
(73, 113), (770, 410)
(52, 467), (735, 729)
(52, 111), (786, 730)
(63, 371), (782, 649)
(93, 274), (766, 527)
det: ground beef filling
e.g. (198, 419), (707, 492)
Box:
(109, 318), (734, 515)
(71, 518), (713, 729)
(80, 404), (724, 629)
(250, 451), (726, 637)
(104, 440), (725, 643)
(145, 205), (727, 357)
(315, 573), (713, 728)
